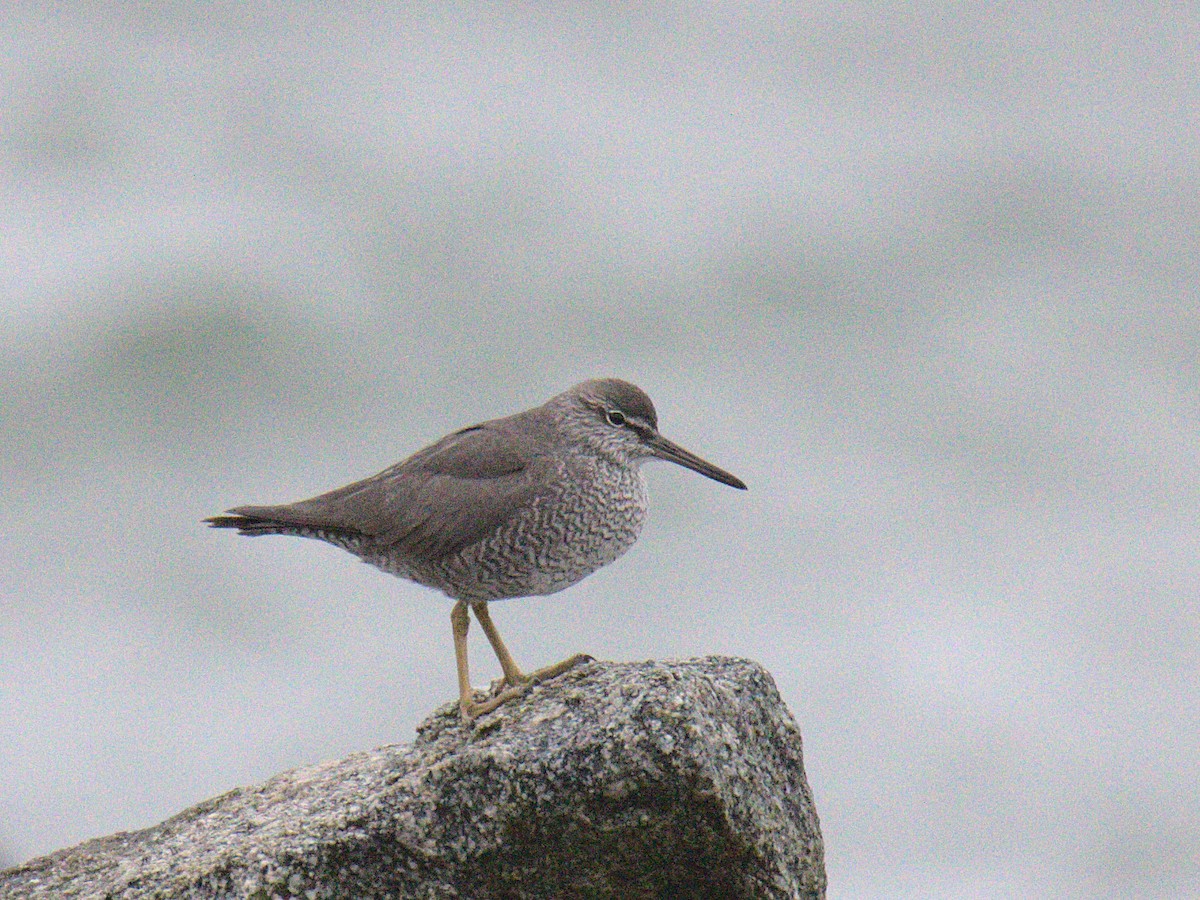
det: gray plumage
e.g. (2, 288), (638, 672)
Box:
(207, 378), (744, 604)
(207, 378), (746, 721)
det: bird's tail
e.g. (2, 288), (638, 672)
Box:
(204, 507), (304, 537)
(204, 506), (366, 555)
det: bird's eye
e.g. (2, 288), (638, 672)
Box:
(606, 409), (626, 427)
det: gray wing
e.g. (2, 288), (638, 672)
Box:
(222, 420), (548, 562)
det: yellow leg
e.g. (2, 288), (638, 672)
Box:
(470, 601), (527, 685)
(471, 600), (592, 687)
(452, 599), (527, 724)
(451, 600), (474, 720)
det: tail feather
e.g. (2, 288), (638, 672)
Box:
(204, 512), (293, 536)
(205, 507), (365, 553)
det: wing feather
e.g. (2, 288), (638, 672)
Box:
(226, 418), (546, 562)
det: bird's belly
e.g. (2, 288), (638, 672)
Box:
(505, 500), (645, 597)
(431, 467), (648, 602)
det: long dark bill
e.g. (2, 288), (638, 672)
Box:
(648, 433), (748, 490)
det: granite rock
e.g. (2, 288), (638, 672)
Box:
(1, 656), (825, 899)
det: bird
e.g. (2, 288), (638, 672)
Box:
(206, 378), (747, 723)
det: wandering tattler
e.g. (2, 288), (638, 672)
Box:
(206, 378), (746, 722)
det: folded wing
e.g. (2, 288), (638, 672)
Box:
(209, 420), (547, 563)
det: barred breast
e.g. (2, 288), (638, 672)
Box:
(370, 455), (648, 603)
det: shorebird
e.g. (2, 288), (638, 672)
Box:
(206, 379), (746, 722)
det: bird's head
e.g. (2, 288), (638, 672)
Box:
(554, 378), (746, 490)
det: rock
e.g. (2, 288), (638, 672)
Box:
(1, 656), (825, 899)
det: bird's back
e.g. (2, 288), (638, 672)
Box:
(208, 404), (649, 602)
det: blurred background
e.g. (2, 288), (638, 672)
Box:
(2, 4), (1197, 897)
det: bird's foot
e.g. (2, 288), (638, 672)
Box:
(460, 683), (530, 725)
(486, 673), (526, 697)
(484, 652), (593, 696)
(526, 652), (594, 685)
(462, 653), (593, 725)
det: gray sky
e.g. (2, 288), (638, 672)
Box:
(2, 5), (1198, 897)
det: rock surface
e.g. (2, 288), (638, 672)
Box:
(1, 656), (825, 899)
